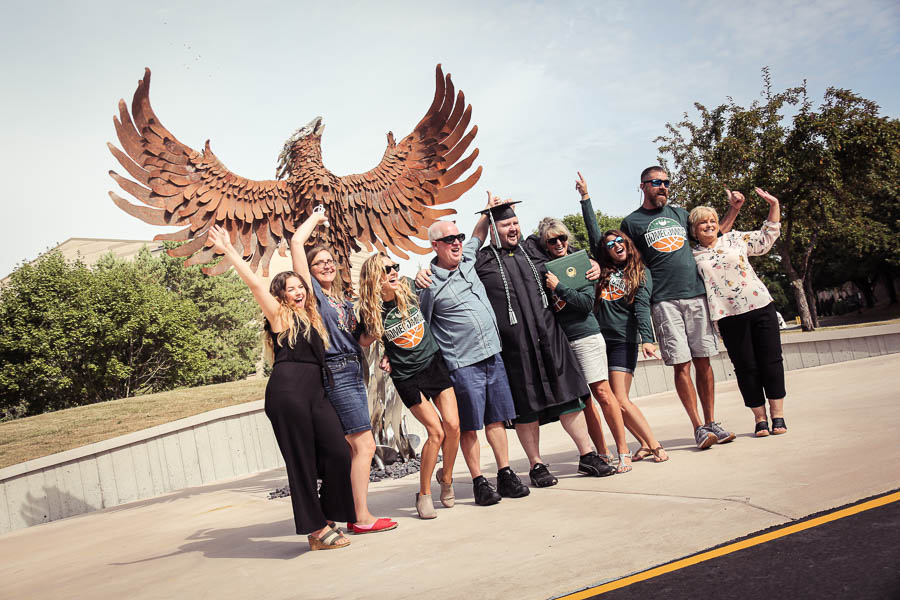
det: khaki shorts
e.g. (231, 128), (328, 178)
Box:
(651, 296), (718, 366)
(569, 333), (609, 384)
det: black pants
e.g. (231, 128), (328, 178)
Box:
(717, 303), (786, 408)
(265, 362), (356, 534)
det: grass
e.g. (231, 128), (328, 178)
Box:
(0, 378), (267, 470)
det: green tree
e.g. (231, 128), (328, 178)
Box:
(133, 244), (261, 384)
(0, 251), (208, 418)
(655, 69), (900, 330)
(562, 211), (623, 256)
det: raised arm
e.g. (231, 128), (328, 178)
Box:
(718, 188), (746, 234)
(743, 188), (782, 256)
(576, 171), (603, 258)
(208, 225), (283, 328)
(289, 211), (328, 288)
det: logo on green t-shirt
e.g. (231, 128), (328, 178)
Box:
(644, 217), (686, 253)
(600, 271), (627, 301)
(384, 306), (426, 350)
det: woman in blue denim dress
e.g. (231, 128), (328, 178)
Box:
(291, 215), (397, 535)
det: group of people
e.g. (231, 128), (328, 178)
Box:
(209, 164), (789, 551)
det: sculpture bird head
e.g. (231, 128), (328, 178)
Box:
(275, 116), (325, 180)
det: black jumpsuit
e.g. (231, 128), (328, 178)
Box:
(265, 326), (356, 533)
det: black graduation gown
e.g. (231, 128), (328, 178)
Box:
(475, 242), (589, 417)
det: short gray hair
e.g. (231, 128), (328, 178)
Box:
(427, 220), (456, 242)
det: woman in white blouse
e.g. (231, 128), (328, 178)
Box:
(689, 188), (787, 437)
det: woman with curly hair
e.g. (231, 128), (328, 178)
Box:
(208, 219), (355, 551)
(576, 172), (669, 463)
(357, 253), (460, 520)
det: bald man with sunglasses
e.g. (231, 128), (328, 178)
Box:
(619, 166), (744, 449)
(415, 200), (530, 506)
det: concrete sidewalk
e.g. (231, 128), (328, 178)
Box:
(2, 354), (898, 600)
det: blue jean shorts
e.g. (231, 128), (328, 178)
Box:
(449, 354), (517, 431)
(605, 339), (638, 374)
(324, 354), (371, 435)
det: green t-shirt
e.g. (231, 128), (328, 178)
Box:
(620, 205), (706, 303)
(380, 278), (439, 380)
(594, 268), (655, 343)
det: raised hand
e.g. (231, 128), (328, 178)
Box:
(755, 187), (779, 205)
(207, 225), (234, 255)
(576, 171), (589, 199)
(725, 188), (745, 211)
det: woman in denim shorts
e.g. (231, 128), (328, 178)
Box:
(291, 227), (397, 535)
(577, 173), (668, 463)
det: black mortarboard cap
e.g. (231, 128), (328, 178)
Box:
(475, 201), (521, 222)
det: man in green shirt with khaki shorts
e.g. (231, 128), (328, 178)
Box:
(620, 166), (743, 449)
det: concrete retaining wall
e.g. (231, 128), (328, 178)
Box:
(2, 324), (898, 534)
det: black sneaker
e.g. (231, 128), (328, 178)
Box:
(496, 467), (530, 498)
(472, 476), (501, 506)
(578, 451), (617, 477)
(528, 463), (558, 488)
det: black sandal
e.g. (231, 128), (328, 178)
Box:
(755, 420), (770, 437)
(771, 417), (787, 435)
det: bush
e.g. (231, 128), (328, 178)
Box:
(0, 247), (260, 420)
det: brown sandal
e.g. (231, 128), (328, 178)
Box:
(308, 527), (350, 550)
(633, 447), (653, 461)
(651, 446), (669, 463)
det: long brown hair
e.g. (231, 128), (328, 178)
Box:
(305, 244), (347, 302)
(263, 271), (330, 363)
(358, 253), (416, 340)
(595, 230), (646, 305)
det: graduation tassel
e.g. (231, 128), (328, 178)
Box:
(489, 245), (517, 326)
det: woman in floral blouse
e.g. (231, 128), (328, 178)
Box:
(689, 188), (787, 437)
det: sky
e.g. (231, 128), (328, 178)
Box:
(1, 0), (898, 278)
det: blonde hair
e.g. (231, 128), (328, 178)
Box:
(688, 206), (719, 238)
(358, 253), (416, 340)
(537, 217), (570, 247)
(263, 271), (330, 364)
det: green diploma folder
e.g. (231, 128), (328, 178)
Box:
(545, 250), (593, 293)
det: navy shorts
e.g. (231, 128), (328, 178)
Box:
(449, 354), (517, 431)
(605, 339), (639, 374)
(324, 354), (371, 434)
(392, 351), (453, 409)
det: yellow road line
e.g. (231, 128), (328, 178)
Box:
(559, 491), (900, 599)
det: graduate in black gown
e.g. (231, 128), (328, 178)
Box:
(473, 199), (615, 487)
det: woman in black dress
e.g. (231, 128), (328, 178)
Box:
(209, 222), (355, 550)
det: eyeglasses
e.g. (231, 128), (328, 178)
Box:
(546, 234), (568, 246)
(383, 264), (400, 274)
(311, 258), (335, 268)
(436, 233), (466, 245)
(605, 236), (625, 248)
(642, 179), (671, 188)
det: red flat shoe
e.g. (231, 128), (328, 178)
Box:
(348, 518), (398, 534)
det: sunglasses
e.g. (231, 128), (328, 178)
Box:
(605, 236), (625, 248)
(642, 179), (671, 188)
(546, 234), (568, 246)
(383, 264), (400, 275)
(436, 233), (466, 245)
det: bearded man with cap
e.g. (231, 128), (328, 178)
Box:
(470, 196), (613, 487)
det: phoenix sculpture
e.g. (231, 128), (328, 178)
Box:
(108, 65), (482, 287)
